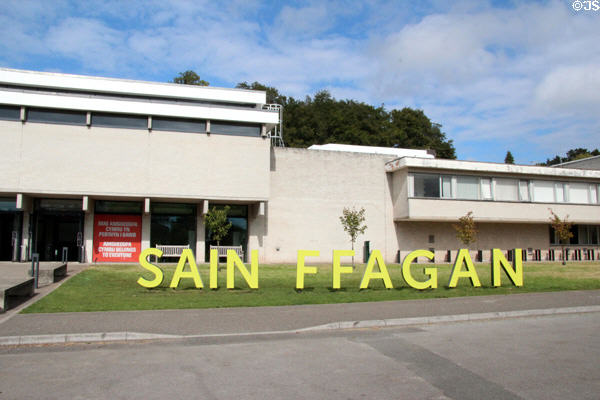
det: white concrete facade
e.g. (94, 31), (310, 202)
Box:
(0, 68), (599, 264)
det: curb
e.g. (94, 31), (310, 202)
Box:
(297, 305), (600, 331)
(2, 305), (599, 346)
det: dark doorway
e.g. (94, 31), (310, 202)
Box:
(33, 199), (83, 262)
(0, 212), (21, 261)
(0, 196), (22, 261)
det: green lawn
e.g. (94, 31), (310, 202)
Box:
(22, 261), (600, 313)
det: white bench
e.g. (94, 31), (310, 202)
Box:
(210, 245), (244, 261)
(155, 245), (190, 260)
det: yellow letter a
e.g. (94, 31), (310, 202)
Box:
(170, 249), (203, 288)
(360, 250), (393, 289)
(448, 249), (481, 288)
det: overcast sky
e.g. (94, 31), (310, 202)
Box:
(1, 0), (598, 164)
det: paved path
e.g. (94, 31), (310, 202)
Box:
(2, 312), (599, 399)
(0, 289), (598, 338)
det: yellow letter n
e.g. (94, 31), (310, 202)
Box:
(491, 248), (523, 287)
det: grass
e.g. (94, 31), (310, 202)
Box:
(22, 261), (600, 313)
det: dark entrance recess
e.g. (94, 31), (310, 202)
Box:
(0, 198), (22, 261)
(33, 199), (83, 262)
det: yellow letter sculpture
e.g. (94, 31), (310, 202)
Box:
(296, 250), (319, 289)
(138, 248), (164, 288)
(491, 248), (523, 287)
(332, 250), (355, 289)
(170, 249), (203, 288)
(401, 250), (438, 290)
(360, 250), (393, 289)
(227, 249), (259, 289)
(448, 249), (481, 287)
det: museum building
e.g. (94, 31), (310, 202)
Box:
(0, 68), (599, 264)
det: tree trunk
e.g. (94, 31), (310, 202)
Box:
(562, 245), (566, 266)
(351, 241), (355, 270)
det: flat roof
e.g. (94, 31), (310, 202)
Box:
(385, 157), (600, 180)
(308, 144), (435, 158)
(0, 68), (266, 105)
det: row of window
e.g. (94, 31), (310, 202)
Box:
(0, 105), (262, 137)
(550, 225), (600, 245)
(411, 173), (600, 204)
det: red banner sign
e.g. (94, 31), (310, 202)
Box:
(93, 214), (142, 262)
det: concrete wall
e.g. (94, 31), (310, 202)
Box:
(1, 120), (270, 201)
(405, 198), (600, 224)
(395, 221), (549, 253)
(265, 147), (397, 263)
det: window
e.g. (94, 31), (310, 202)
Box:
(569, 183), (589, 204)
(0, 105), (20, 121)
(413, 174), (440, 198)
(0, 197), (17, 212)
(27, 108), (86, 125)
(495, 178), (519, 201)
(532, 180), (554, 202)
(456, 176), (479, 200)
(152, 117), (206, 133)
(480, 178), (492, 200)
(151, 203), (196, 250)
(550, 225), (599, 245)
(555, 183), (566, 202)
(441, 176), (452, 198)
(590, 185), (598, 204)
(519, 180), (530, 201)
(93, 113), (147, 129)
(95, 200), (142, 214)
(210, 121), (261, 137)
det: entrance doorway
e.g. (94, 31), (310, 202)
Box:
(33, 199), (83, 262)
(0, 197), (22, 261)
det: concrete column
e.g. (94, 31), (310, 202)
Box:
(84, 199), (95, 263)
(142, 214), (151, 251)
(247, 202), (267, 263)
(20, 212), (30, 261)
(196, 204), (205, 263)
(17, 194), (32, 262)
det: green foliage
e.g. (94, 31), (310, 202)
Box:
(549, 209), (574, 265)
(205, 206), (232, 245)
(539, 148), (600, 166)
(235, 82), (457, 158)
(453, 211), (478, 246)
(173, 70), (209, 86)
(339, 207), (367, 250)
(504, 151), (515, 164)
(236, 81), (287, 105)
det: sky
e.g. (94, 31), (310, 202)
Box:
(0, 0), (598, 164)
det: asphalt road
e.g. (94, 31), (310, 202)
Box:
(1, 312), (598, 400)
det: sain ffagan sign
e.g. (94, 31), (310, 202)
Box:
(137, 248), (523, 290)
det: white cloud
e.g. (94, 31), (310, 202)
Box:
(0, 0), (598, 163)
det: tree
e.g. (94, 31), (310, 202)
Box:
(453, 211), (477, 247)
(205, 206), (232, 246)
(549, 209), (573, 265)
(234, 82), (457, 158)
(538, 147), (600, 166)
(173, 70), (209, 86)
(339, 207), (367, 268)
(504, 151), (515, 164)
(236, 81), (287, 105)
